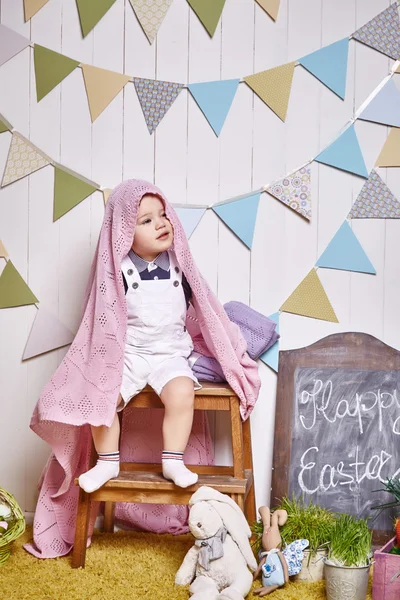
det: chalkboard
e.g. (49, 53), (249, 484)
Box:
(271, 332), (400, 541)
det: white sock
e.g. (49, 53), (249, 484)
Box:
(162, 451), (198, 488)
(78, 452), (120, 493)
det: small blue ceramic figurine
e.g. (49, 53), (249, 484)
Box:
(253, 506), (309, 597)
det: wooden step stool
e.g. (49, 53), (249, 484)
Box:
(72, 382), (255, 568)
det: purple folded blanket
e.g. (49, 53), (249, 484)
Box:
(192, 301), (279, 383)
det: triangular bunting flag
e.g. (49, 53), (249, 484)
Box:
(24, 0), (50, 21)
(244, 62), (296, 121)
(255, 0), (280, 21)
(259, 312), (280, 372)
(0, 240), (8, 258)
(0, 24), (30, 68)
(76, 0), (117, 38)
(134, 78), (184, 134)
(352, 4), (400, 60)
(173, 206), (206, 239)
(375, 127), (400, 167)
(315, 124), (368, 178)
(280, 268), (338, 322)
(81, 64), (130, 122)
(23, 306), (75, 360)
(359, 79), (400, 127)
(188, 79), (240, 136)
(0, 261), (38, 308)
(316, 220), (376, 274)
(299, 38), (349, 99)
(348, 169), (400, 218)
(187, 0), (226, 37)
(267, 166), (311, 220)
(103, 188), (113, 205)
(53, 167), (97, 221)
(34, 44), (80, 102)
(1, 133), (51, 187)
(0, 119), (10, 134)
(129, 0), (173, 44)
(212, 192), (260, 249)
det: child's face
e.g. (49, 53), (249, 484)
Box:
(131, 194), (173, 261)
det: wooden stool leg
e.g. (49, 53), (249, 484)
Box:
(229, 397), (244, 478)
(242, 416), (256, 524)
(103, 502), (115, 533)
(72, 488), (91, 568)
(236, 494), (245, 512)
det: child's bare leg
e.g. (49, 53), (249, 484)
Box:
(160, 377), (198, 488)
(78, 401), (121, 493)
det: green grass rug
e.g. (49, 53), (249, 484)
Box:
(1, 526), (372, 600)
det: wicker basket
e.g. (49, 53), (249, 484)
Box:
(0, 487), (25, 565)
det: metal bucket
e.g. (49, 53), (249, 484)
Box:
(324, 559), (371, 600)
(293, 548), (327, 581)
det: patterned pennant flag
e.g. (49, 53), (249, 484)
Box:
(134, 78), (184, 134)
(0, 240), (8, 258)
(54, 167), (98, 221)
(129, 0), (173, 44)
(352, 4), (400, 60)
(1, 133), (51, 187)
(187, 0), (226, 37)
(255, 0), (280, 21)
(244, 62), (296, 121)
(212, 192), (260, 249)
(23, 306), (75, 360)
(315, 124), (368, 178)
(348, 169), (400, 218)
(359, 79), (400, 127)
(259, 312), (280, 372)
(299, 38), (349, 99)
(0, 261), (38, 308)
(173, 206), (206, 238)
(81, 64), (130, 122)
(103, 188), (113, 205)
(316, 220), (376, 274)
(0, 24), (30, 68)
(280, 268), (338, 323)
(267, 166), (311, 220)
(24, 0), (50, 21)
(188, 79), (240, 136)
(76, 0), (117, 38)
(34, 44), (80, 101)
(375, 128), (400, 167)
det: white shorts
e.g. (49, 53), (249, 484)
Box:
(119, 348), (201, 410)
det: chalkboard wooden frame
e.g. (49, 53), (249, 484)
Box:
(271, 332), (400, 543)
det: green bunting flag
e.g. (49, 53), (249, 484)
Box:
(53, 167), (98, 221)
(0, 120), (10, 134)
(34, 44), (80, 101)
(0, 261), (38, 308)
(187, 0), (226, 37)
(76, 0), (117, 38)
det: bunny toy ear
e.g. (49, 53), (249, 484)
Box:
(189, 486), (257, 571)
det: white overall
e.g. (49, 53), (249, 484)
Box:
(119, 249), (201, 407)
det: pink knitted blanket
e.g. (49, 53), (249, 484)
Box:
(25, 180), (260, 558)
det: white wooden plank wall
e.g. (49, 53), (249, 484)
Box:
(0, 0), (399, 517)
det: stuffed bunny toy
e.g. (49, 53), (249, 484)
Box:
(175, 486), (257, 600)
(253, 506), (308, 597)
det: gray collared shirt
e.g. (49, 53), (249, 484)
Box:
(128, 249), (170, 274)
(122, 250), (192, 307)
